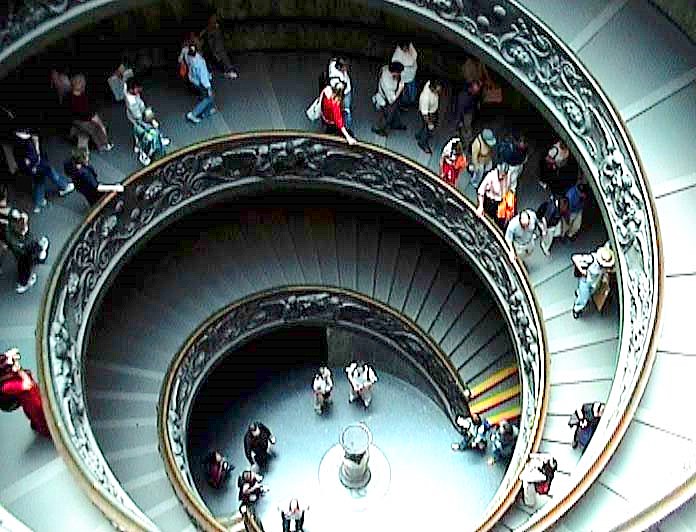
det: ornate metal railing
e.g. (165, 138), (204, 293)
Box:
(38, 132), (547, 531)
(159, 288), (474, 530)
(370, 2), (662, 529)
(12, 0), (662, 528)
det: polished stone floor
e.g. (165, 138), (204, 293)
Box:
(189, 366), (507, 532)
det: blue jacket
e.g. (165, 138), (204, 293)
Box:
(188, 54), (211, 91)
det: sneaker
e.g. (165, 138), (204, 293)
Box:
(224, 71), (238, 80)
(572, 309), (581, 319)
(16, 273), (37, 294)
(451, 443), (462, 451)
(161, 137), (171, 147)
(133, 146), (140, 153)
(33, 199), (48, 214)
(186, 112), (201, 124)
(59, 182), (75, 196)
(100, 143), (114, 152)
(138, 152), (151, 166)
(207, 107), (218, 117)
(38, 236), (50, 262)
(541, 246), (551, 257)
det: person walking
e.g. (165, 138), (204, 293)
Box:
(4, 209), (49, 293)
(68, 74), (113, 152)
(536, 194), (569, 256)
(505, 209), (539, 262)
(415, 79), (441, 154)
(488, 420), (518, 465)
(572, 245), (614, 319)
(328, 57), (353, 131)
(569, 402), (605, 450)
(319, 82), (357, 145)
(312, 366), (334, 414)
(451, 413), (490, 452)
(205, 451), (233, 489)
(124, 78), (171, 165)
(439, 137), (466, 188)
(563, 183), (589, 240)
(200, 13), (239, 79)
(64, 148), (124, 207)
(503, 134), (529, 193)
(391, 41), (418, 106)
(454, 79), (482, 144)
(237, 470), (269, 506)
(469, 128), (496, 188)
(13, 128), (74, 213)
(184, 45), (216, 124)
(279, 499), (309, 532)
(0, 348), (49, 436)
(371, 62), (406, 136)
(345, 360), (378, 408)
(476, 162), (510, 228)
(243, 422), (276, 469)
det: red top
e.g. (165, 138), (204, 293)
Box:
(0, 371), (49, 437)
(321, 93), (344, 130)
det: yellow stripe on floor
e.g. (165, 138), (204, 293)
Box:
(488, 406), (522, 425)
(470, 384), (521, 413)
(469, 365), (517, 399)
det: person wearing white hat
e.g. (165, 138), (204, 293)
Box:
(572, 244), (615, 318)
(469, 128), (496, 188)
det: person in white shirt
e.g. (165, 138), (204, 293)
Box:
(328, 57), (353, 131)
(372, 62), (406, 136)
(415, 79), (441, 154)
(505, 209), (538, 261)
(312, 366), (333, 414)
(345, 361), (378, 408)
(476, 163), (510, 226)
(391, 41), (418, 105)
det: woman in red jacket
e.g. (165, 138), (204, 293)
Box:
(0, 348), (50, 437)
(320, 83), (357, 145)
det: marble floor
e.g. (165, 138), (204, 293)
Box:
(188, 365), (509, 532)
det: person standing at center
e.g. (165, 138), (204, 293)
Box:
(185, 45), (216, 124)
(372, 62), (406, 137)
(415, 78), (441, 154)
(476, 162), (510, 229)
(391, 41), (418, 106)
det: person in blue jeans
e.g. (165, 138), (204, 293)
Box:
(13, 129), (73, 213)
(184, 45), (216, 124)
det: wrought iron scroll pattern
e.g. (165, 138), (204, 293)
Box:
(394, 0), (659, 528)
(164, 289), (469, 494)
(42, 134), (545, 531)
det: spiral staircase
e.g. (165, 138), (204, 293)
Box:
(0, 1), (694, 531)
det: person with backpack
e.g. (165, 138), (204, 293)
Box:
(328, 57), (353, 131)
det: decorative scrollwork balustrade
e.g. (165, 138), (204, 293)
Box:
(39, 132), (547, 531)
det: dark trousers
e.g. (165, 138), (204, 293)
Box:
(376, 100), (403, 131)
(16, 242), (40, 286)
(483, 196), (506, 230)
(416, 116), (434, 147)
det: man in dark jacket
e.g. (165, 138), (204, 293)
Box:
(454, 79), (482, 144)
(243, 422), (276, 469)
(536, 195), (569, 255)
(5, 209), (49, 293)
(64, 148), (124, 207)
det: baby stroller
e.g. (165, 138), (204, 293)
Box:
(133, 108), (169, 166)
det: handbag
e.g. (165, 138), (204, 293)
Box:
(497, 190), (516, 222)
(306, 93), (322, 121)
(178, 61), (188, 80)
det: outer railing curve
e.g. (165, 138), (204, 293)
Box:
(8, 0), (663, 527)
(38, 132), (547, 531)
